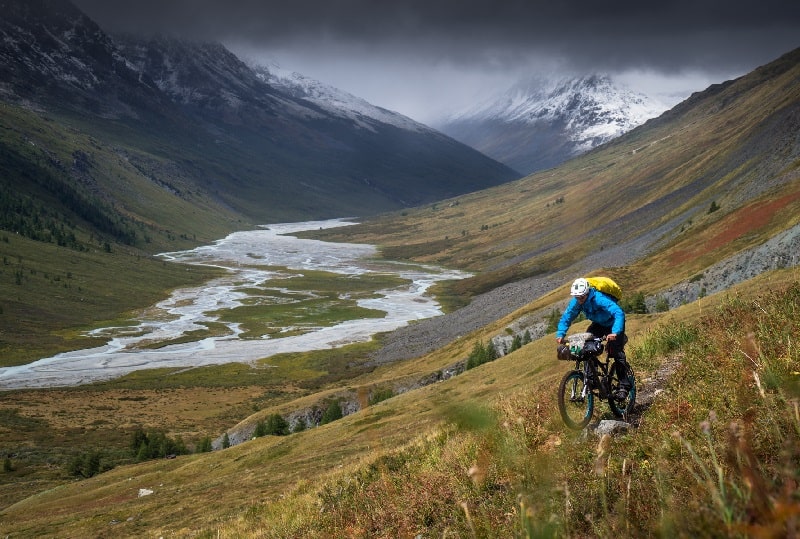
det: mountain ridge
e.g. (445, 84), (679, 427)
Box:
(1, 0), (519, 230)
(0, 27), (798, 539)
(253, 61), (440, 135)
(437, 73), (669, 174)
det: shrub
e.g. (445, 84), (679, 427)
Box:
(522, 329), (532, 345)
(320, 401), (343, 425)
(196, 437), (212, 453)
(292, 418), (307, 433)
(67, 450), (107, 478)
(369, 387), (395, 406)
(545, 308), (561, 333)
(131, 428), (190, 461)
(508, 334), (523, 353)
(621, 291), (648, 314)
(254, 414), (290, 437)
(466, 339), (499, 370)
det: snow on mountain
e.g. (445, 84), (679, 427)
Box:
(252, 61), (438, 135)
(439, 74), (669, 173)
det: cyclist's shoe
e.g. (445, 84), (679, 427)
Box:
(614, 388), (628, 401)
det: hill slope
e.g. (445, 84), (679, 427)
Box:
(1, 0), (519, 229)
(318, 47), (800, 289)
(0, 0), (518, 363)
(307, 47), (800, 361)
(1, 48), (798, 537)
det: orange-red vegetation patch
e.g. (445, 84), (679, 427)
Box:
(669, 189), (800, 265)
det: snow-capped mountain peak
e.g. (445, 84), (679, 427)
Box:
(438, 74), (669, 174)
(252, 61), (437, 134)
(455, 74), (666, 151)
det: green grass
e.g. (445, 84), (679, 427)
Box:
(0, 234), (226, 366)
(210, 270), (406, 339)
(83, 340), (383, 391)
(212, 279), (800, 538)
(1, 52), (799, 536)
(1, 273), (798, 537)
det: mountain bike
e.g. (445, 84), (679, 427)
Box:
(557, 333), (636, 430)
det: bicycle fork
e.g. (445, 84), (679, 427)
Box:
(570, 373), (588, 402)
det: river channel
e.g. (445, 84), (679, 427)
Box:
(0, 219), (469, 390)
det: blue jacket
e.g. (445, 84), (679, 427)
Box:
(556, 288), (625, 338)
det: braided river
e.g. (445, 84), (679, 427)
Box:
(0, 219), (468, 390)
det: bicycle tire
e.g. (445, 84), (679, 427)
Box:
(608, 363), (636, 419)
(558, 370), (593, 430)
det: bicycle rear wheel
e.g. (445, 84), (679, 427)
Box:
(558, 370), (593, 430)
(608, 363), (636, 419)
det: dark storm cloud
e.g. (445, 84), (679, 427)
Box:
(72, 0), (799, 74)
(70, 0), (799, 122)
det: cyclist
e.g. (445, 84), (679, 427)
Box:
(555, 278), (631, 399)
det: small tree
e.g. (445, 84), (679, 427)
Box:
(67, 450), (104, 478)
(622, 291), (648, 314)
(222, 433), (231, 449)
(264, 414), (290, 436)
(466, 340), (499, 370)
(320, 401), (343, 425)
(546, 308), (561, 333)
(196, 437), (212, 453)
(369, 387), (395, 406)
(292, 418), (307, 433)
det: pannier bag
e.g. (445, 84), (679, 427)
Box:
(555, 332), (598, 360)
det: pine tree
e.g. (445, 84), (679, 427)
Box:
(196, 437), (212, 453)
(546, 308), (561, 333)
(320, 401), (343, 425)
(292, 418), (307, 433)
(522, 329), (532, 344)
(265, 414), (290, 436)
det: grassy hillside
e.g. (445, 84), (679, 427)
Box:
(0, 102), (248, 364)
(1, 269), (797, 537)
(0, 49), (798, 537)
(308, 48), (800, 298)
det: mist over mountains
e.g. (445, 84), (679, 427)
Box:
(437, 74), (669, 174)
(0, 0), (686, 230)
(0, 0), (519, 229)
(1, 0), (800, 533)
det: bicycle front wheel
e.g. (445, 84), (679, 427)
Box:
(558, 370), (594, 430)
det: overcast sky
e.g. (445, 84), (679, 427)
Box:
(72, 0), (799, 124)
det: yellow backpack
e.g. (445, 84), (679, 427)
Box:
(585, 276), (622, 302)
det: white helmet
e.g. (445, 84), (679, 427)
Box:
(570, 278), (590, 297)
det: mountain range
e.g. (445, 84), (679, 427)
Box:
(1, 44), (798, 536)
(0, 0), (519, 241)
(1, 0), (799, 532)
(437, 74), (669, 174)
